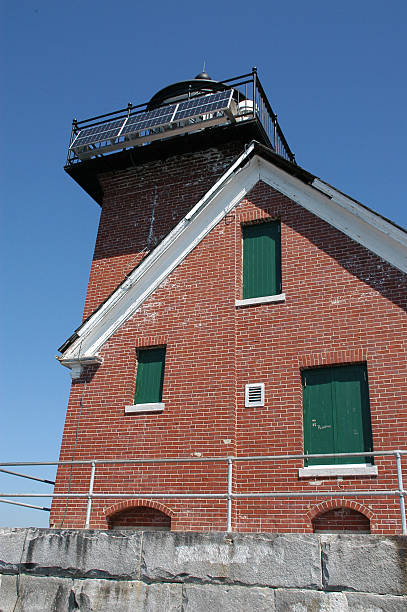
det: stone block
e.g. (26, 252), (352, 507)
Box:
(0, 528), (143, 579)
(71, 578), (182, 612)
(321, 535), (407, 596)
(141, 531), (322, 589)
(345, 592), (407, 612)
(2, 575), (72, 612)
(275, 590), (407, 611)
(275, 588), (348, 611)
(182, 583), (275, 612)
(0, 528), (30, 573)
(0, 573), (19, 611)
(0, 574), (183, 612)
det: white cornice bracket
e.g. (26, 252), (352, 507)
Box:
(58, 356), (103, 379)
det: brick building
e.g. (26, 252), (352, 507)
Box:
(51, 70), (407, 534)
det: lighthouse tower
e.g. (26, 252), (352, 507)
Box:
(51, 69), (407, 535)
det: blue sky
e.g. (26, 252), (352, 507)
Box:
(1, 1), (406, 527)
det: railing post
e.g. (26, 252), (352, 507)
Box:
(67, 118), (77, 164)
(395, 451), (407, 535)
(273, 116), (277, 152)
(227, 458), (233, 532)
(85, 461), (96, 529)
(252, 67), (257, 120)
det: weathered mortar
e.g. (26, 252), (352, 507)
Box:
(0, 529), (406, 611)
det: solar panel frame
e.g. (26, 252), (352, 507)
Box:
(120, 104), (177, 136)
(70, 89), (234, 154)
(71, 118), (126, 149)
(173, 89), (233, 122)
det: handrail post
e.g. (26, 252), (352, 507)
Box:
(252, 67), (257, 120)
(85, 461), (96, 529)
(395, 451), (407, 535)
(227, 458), (233, 532)
(66, 118), (77, 165)
(273, 116), (277, 152)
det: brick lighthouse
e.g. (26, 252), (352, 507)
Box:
(51, 69), (407, 534)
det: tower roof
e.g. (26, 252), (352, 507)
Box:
(147, 73), (227, 109)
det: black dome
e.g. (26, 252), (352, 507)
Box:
(148, 74), (227, 109)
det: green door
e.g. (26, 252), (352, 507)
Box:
(333, 365), (373, 464)
(303, 368), (336, 465)
(302, 365), (372, 466)
(242, 221), (281, 299)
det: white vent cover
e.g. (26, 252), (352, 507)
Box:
(245, 383), (265, 407)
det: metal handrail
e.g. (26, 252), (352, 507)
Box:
(1, 450), (405, 534)
(66, 68), (295, 165)
(4, 449), (405, 467)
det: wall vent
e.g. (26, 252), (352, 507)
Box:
(245, 383), (265, 407)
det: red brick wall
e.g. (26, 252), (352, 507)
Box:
(51, 155), (407, 534)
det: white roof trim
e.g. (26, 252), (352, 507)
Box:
(257, 159), (407, 274)
(59, 146), (407, 369)
(60, 144), (257, 363)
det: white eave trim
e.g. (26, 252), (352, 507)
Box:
(258, 160), (407, 274)
(59, 147), (407, 366)
(60, 144), (257, 362)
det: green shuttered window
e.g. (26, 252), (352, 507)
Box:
(242, 221), (282, 299)
(134, 347), (166, 405)
(302, 364), (373, 466)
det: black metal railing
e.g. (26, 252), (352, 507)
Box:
(66, 68), (295, 165)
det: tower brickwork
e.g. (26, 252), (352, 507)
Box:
(83, 141), (242, 319)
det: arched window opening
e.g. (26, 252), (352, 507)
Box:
(312, 507), (370, 533)
(108, 506), (171, 531)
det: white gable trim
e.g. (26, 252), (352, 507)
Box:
(59, 147), (407, 374)
(257, 159), (407, 274)
(59, 144), (258, 367)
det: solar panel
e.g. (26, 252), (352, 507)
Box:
(121, 104), (177, 136)
(70, 90), (234, 155)
(173, 90), (233, 121)
(71, 118), (126, 149)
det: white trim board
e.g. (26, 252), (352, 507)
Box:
(257, 159), (407, 274)
(125, 403), (165, 414)
(298, 464), (378, 478)
(236, 293), (286, 307)
(59, 146), (407, 375)
(59, 144), (258, 370)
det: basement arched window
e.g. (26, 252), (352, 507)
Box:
(108, 506), (171, 531)
(312, 507), (370, 533)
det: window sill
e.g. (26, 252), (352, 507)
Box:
(298, 464), (378, 478)
(235, 293), (286, 307)
(125, 403), (165, 414)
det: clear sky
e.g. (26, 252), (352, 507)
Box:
(1, 1), (406, 527)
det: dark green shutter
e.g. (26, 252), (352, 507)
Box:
(242, 221), (281, 299)
(302, 365), (372, 466)
(134, 347), (166, 404)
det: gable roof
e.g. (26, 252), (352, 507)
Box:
(59, 141), (407, 376)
